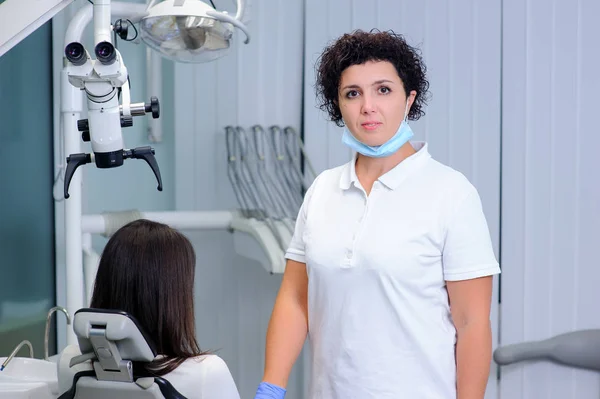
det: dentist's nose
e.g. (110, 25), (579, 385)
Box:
(361, 94), (376, 114)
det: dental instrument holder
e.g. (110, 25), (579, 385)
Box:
(62, 1), (163, 199)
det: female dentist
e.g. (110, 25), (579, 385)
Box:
(254, 30), (500, 399)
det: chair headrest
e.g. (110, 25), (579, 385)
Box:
(74, 308), (157, 363)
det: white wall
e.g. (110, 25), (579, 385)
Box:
(500, 0), (600, 397)
(303, 1), (502, 398)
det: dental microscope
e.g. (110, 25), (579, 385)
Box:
(62, 1), (162, 199)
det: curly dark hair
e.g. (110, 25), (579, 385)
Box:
(315, 29), (430, 126)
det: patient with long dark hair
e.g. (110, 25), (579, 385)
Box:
(59, 219), (240, 399)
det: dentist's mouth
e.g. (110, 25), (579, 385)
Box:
(361, 123), (381, 131)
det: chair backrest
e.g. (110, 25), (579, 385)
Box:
(58, 308), (185, 399)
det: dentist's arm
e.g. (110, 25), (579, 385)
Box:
(255, 259), (309, 398)
(447, 276), (494, 399)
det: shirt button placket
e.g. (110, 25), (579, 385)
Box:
(348, 194), (368, 267)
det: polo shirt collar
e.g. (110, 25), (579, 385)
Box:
(339, 141), (431, 191)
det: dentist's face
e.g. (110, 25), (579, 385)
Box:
(338, 60), (415, 146)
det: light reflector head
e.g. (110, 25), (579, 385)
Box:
(140, 0), (249, 63)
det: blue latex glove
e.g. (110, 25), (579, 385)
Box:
(253, 382), (286, 399)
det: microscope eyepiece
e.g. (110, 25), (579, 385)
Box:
(65, 42), (87, 66)
(95, 41), (116, 65)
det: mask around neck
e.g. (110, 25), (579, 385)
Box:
(341, 102), (413, 158)
(342, 121), (414, 158)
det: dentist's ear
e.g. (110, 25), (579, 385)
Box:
(403, 91), (417, 120)
(406, 90), (417, 113)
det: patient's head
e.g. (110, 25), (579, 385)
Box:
(90, 219), (204, 375)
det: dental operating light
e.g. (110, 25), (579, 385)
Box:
(139, 0), (251, 63)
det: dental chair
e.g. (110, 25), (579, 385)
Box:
(58, 308), (186, 399)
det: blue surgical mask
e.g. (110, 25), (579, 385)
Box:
(341, 102), (413, 158)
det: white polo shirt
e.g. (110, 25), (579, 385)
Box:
(285, 142), (500, 399)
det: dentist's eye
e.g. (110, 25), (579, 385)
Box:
(378, 86), (391, 94)
(346, 90), (359, 98)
